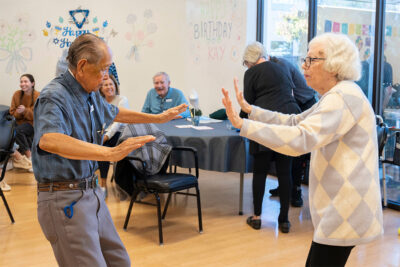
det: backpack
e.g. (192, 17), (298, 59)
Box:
(0, 105), (16, 163)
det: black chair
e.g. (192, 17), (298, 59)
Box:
(0, 105), (16, 223)
(376, 115), (389, 206)
(123, 146), (203, 245)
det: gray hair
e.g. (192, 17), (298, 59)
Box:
(242, 41), (267, 65)
(153, 72), (170, 82)
(67, 33), (107, 70)
(309, 33), (361, 81)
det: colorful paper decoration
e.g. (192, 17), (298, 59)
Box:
(386, 26), (392, 36)
(325, 20), (332, 32)
(69, 8), (90, 29)
(333, 22), (340, 33)
(341, 23), (348, 34)
(356, 24), (361, 35)
(349, 24), (355, 35)
(362, 25), (369, 35)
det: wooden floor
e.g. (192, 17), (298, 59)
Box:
(0, 168), (399, 267)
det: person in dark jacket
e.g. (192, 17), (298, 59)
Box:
(240, 42), (301, 233)
(268, 57), (317, 207)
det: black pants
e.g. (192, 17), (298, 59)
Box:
(252, 151), (292, 222)
(15, 122), (34, 154)
(306, 241), (354, 267)
(291, 153), (310, 189)
(98, 132), (121, 179)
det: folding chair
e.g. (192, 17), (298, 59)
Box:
(0, 105), (16, 223)
(122, 146), (202, 245)
(376, 115), (389, 207)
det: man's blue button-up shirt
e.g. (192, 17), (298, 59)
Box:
(32, 71), (118, 182)
(141, 87), (190, 118)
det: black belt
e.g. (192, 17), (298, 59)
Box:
(37, 175), (98, 192)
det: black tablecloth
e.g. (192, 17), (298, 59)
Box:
(157, 119), (252, 173)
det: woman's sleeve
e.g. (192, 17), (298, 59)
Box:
(105, 96), (129, 139)
(120, 96), (130, 109)
(9, 92), (23, 120)
(248, 105), (312, 126)
(240, 92), (358, 156)
(23, 106), (34, 121)
(22, 91), (40, 122)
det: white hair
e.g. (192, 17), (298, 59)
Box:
(153, 71), (170, 82)
(309, 33), (361, 81)
(242, 41), (267, 65)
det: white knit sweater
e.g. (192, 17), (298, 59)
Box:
(104, 95), (130, 139)
(240, 80), (383, 246)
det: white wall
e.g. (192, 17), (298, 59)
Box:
(0, 0), (256, 115)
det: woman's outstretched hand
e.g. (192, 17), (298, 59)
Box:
(222, 88), (243, 129)
(233, 78), (252, 114)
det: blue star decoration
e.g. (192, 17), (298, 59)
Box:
(69, 8), (90, 29)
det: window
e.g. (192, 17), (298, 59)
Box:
(317, 0), (376, 103)
(262, 0), (309, 69)
(382, 1), (400, 207)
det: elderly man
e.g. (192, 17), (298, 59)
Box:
(142, 72), (190, 118)
(33, 33), (187, 267)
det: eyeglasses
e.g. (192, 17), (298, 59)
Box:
(302, 57), (326, 68)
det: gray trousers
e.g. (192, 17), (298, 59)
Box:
(37, 187), (131, 267)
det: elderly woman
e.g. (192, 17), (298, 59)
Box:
(241, 42), (301, 233)
(222, 33), (383, 266)
(98, 74), (129, 193)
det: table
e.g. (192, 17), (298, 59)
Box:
(157, 119), (253, 214)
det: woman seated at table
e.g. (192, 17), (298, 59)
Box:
(222, 33), (383, 267)
(9, 74), (40, 167)
(98, 74), (129, 193)
(240, 42), (301, 233)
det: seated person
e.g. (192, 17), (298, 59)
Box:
(9, 74), (40, 165)
(142, 72), (190, 118)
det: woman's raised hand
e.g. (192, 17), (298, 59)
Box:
(221, 88), (243, 129)
(233, 77), (252, 114)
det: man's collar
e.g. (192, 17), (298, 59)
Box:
(64, 70), (91, 103)
(157, 87), (172, 99)
(68, 68), (75, 78)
